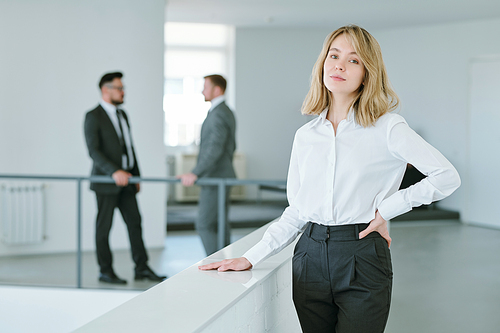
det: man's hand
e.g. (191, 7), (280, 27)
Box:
(359, 210), (392, 248)
(177, 173), (198, 187)
(112, 170), (132, 187)
(198, 257), (252, 272)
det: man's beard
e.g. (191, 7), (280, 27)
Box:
(110, 98), (123, 106)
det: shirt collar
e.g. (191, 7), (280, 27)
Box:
(100, 99), (118, 115)
(318, 107), (356, 126)
(319, 108), (329, 124)
(208, 95), (225, 112)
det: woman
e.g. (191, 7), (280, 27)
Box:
(199, 25), (460, 333)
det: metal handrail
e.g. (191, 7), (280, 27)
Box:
(0, 174), (286, 288)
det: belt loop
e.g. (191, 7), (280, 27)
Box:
(354, 224), (359, 240)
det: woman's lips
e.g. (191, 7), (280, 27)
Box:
(331, 75), (345, 81)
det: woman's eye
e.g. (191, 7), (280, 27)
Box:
(331, 54), (338, 59)
(350, 59), (359, 64)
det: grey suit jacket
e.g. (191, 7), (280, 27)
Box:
(84, 105), (140, 194)
(192, 101), (236, 179)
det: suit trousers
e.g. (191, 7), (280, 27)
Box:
(95, 185), (148, 274)
(292, 222), (393, 333)
(196, 185), (231, 256)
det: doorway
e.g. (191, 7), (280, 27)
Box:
(468, 57), (500, 228)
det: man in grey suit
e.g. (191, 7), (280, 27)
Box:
(84, 72), (166, 284)
(178, 74), (236, 256)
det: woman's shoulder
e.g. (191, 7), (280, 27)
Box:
(296, 115), (323, 133)
(375, 112), (408, 129)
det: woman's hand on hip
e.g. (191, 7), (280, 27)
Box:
(359, 210), (392, 248)
(198, 257), (252, 272)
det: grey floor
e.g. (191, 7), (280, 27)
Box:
(386, 220), (500, 333)
(0, 220), (499, 333)
(166, 200), (289, 230)
(0, 228), (256, 291)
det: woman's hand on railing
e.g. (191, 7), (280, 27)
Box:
(198, 257), (252, 272)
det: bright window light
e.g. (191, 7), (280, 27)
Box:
(164, 22), (233, 147)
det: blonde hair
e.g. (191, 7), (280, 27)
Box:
(301, 25), (399, 127)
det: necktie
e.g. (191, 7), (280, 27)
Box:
(116, 109), (130, 169)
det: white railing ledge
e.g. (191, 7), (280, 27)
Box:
(73, 219), (301, 333)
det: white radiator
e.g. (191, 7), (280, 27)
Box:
(0, 182), (46, 245)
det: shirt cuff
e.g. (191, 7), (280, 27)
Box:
(242, 241), (274, 268)
(378, 190), (412, 221)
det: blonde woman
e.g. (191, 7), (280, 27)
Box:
(200, 25), (460, 333)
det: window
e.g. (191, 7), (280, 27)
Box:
(164, 22), (234, 146)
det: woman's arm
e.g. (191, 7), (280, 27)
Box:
(198, 133), (305, 271)
(378, 116), (461, 221)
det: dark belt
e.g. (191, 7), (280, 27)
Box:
(305, 222), (374, 241)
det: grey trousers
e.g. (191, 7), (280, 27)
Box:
(196, 185), (231, 256)
(293, 222), (393, 333)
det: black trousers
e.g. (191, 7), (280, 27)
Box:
(293, 222), (393, 333)
(95, 185), (148, 274)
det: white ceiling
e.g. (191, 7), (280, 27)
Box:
(165, 0), (500, 30)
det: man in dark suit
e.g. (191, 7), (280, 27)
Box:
(178, 74), (236, 256)
(84, 72), (166, 284)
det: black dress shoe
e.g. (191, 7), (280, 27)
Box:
(134, 267), (167, 281)
(99, 272), (127, 284)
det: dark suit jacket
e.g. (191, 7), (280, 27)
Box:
(192, 101), (236, 179)
(84, 105), (140, 194)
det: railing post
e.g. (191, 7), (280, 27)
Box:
(217, 179), (227, 250)
(76, 178), (82, 288)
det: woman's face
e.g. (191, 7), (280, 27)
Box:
(323, 34), (366, 99)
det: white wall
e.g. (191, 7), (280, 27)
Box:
(0, 0), (166, 256)
(235, 18), (500, 220)
(371, 18), (500, 222)
(467, 58), (500, 228)
(234, 27), (331, 198)
(200, 259), (300, 333)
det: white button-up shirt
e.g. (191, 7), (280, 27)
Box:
(243, 109), (461, 266)
(100, 100), (135, 170)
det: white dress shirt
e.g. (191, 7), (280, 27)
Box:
(208, 95), (225, 112)
(243, 109), (461, 266)
(99, 100), (135, 170)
